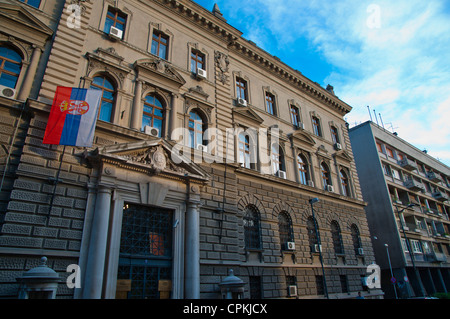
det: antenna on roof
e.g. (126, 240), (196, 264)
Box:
(373, 109), (379, 125)
(379, 113), (385, 130)
(367, 106), (373, 122)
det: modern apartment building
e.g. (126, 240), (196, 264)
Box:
(0, 0), (383, 299)
(349, 121), (450, 298)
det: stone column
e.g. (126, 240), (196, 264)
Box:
(82, 186), (112, 299)
(291, 144), (301, 184)
(130, 80), (143, 130)
(17, 45), (42, 101)
(184, 200), (200, 299)
(170, 93), (179, 140)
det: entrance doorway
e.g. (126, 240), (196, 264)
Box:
(117, 203), (173, 299)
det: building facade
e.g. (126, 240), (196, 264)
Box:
(0, 0), (383, 299)
(349, 121), (450, 298)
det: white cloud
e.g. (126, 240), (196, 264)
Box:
(210, 0), (450, 166)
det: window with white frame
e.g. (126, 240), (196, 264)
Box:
(410, 239), (422, 254)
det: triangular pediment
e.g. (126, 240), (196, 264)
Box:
(232, 106), (264, 125)
(135, 58), (186, 87)
(333, 149), (353, 163)
(90, 140), (209, 182)
(0, 3), (53, 36)
(289, 128), (316, 147)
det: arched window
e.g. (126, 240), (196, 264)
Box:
(243, 205), (261, 249)
(142, 94), (164, 137)
(278, 211), (293, 250)
(307, 216), (318, 249)
(321, 162), (331, 190)
(340, 169), (350, 197)
(297, 154), (309, 185)
(331, 221), (344, 255)
(271, 144), (285, 176)
(0, 46), (22, 88)
(188, 110), (205, 149)
(351, 224), (362, 255)
(90, 75), (115, 122)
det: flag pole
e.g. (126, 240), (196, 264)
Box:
(46, 144), (66, 223)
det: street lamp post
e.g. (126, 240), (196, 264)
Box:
(385, 244), (398, 299)
(395, 203), (426, 297)
(309, 198), (329, 299)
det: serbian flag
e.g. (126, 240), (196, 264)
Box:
(43, 87), (102, 147)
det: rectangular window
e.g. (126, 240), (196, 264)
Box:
(151, 31), (169, 59)
(190, 50), (205, 73)
(265, 92), (276, 116)
(386, 147), (394, 158)
(392, 169), (401, 180)
(383, 164), (391, 176)
(331, 126), (339, 144)
(104, 7), (127, 37)
(312, 116), (322, 137)
(290, 105), (301, 127)
(376, 142), (383, 153)
(411, 240), (422, 254)
(239, 133), (251, 169)
(236, 77), (247, 100)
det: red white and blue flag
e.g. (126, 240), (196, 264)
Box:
(43, 87), (102, 147)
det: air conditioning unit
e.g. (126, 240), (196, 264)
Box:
(288, 285), (297, 297)
(307, 180), (315, 187)
(334, 143), (342, 151)
(277, 170), (287, 179)
(0, 85), (16, 99)
(144, 126), (160, 137)
(196, 68), (207, 80)
(109, 26), (123, 40)
(312, 244), (322, 253)
(326, 185), (334, 192)
(286, 242), (295, 251)
(357, 248), (364, 255)
(236, 98), (247, 107)
(196, 144), (208, 152)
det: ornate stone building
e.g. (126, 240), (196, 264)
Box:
(0, 0), (383, 299)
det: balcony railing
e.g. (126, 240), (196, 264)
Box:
(427, 171), (443, 183)
(425, 252), (447, 263)
(432, 191), (449, 202)
(405, 252), (448, 263)
(404, 179), (424, 192)
(398, 158), (418, 171)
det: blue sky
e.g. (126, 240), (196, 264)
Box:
(192, 0), (450, 167)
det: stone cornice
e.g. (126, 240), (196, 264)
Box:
(154, 0), (352, 116)
(229, 38), (352, 116)
(148, 0), (241, 43)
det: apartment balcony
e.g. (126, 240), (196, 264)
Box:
(398, 158), (418, 171)
(404, 179), (424, 192)
(425, 252), (448, 263)
(432, 191), (449, 202)
(406, 252), (448, 264)
(427, 171), (443, 183)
